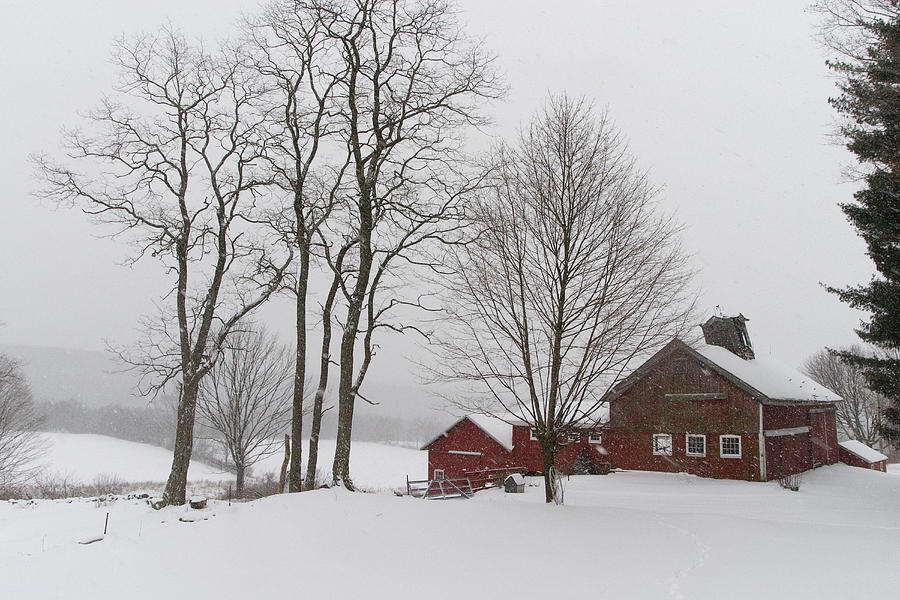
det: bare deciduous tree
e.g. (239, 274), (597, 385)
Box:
(35, 29), (291, 505)
(435, 95), (696, 503)
(811, 0), (900, 60)
(247, 1), (349, 493)
(197, 326), (293, 496)
(803, 347), (885, 448)
(299, 0), (502, 490)
(0, 354), (43, 493)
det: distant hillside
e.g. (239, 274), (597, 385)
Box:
(0, 343), (141, 407)
(0, 343), (449, 420)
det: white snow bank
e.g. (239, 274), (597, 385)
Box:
(839, 439), (888, 463)
(694, 343), (841, 403)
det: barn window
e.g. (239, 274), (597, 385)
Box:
(530, 428), (538, 441)
(567, 432), (581, 443)
(720, 435), (741, 458)
(589, 431), (602, 444)
(686, 434), (706, 457)
(433, 469), (445, 481)
(652, 433), (673, 456)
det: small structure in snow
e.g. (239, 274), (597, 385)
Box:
(838, 440), (888, 472)
(504, 473), (525, 493)
(189, 496), (208, 510)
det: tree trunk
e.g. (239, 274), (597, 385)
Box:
(540, 439), (558, 504)
(279, 434), (290, 493)
(289, 252), (310, 492)
(304, 265), (341, 491)
(332, 184), (374, 490)
(164, 379), (200, 505)
(235, 462), (245, 497)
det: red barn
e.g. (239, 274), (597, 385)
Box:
(838, 439), (888, 472)
(421, 414), (606, 485)
(603, 315), (840, 482)
(423, 315), (846, 485)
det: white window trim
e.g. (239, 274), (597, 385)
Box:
(567, 432), (581, 443)
(686, 433), (706, 457)
(433, 469), (445, 480)
(448, 450), (482, 456)
(719, 435), (741, 458)
(652, 433), (673, 456)
(589, 432), (602, 444)
(530, 428), (538, 441)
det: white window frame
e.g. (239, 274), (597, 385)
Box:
(530, 428), (538, 441)
(589, 431), (602, 444)
(686, 434), (706, 457)
(719, 435), (741, 458)
(652, 433), (673, 456)
(433, 469), (445, 480)
(567, 431), (581, 443)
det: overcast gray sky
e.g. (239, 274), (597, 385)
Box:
(0, 0), (872, 384)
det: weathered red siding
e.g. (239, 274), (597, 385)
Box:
(762, 405), (839, 478)
(509, 426), (608, 475)
(426, 418), (513, 480)
(425, 419), (608, 480)
(606, 347), (763, 481)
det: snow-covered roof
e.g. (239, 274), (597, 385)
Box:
(839, 439), (888, 463)
(505, 473), (526, 485)
(466, 414), (514, 451)
(419, 414), (515, 451)
(693, 343), (841, 404)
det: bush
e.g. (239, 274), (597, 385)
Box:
(89, 473), (126, 496)
(778, 472), (803, 492)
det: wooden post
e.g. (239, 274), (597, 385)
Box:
(103, 512), (109, 535)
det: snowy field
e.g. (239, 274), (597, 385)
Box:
(35, 433), (233, 484)
(33, 433), (427, 493)
(1, 459), (898, 599)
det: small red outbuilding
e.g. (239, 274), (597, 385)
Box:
(838, 439), (888, 472)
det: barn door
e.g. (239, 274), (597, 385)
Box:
(810, 412), (828, 466)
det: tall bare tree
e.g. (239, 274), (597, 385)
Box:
(303, 232), (354, 489)
(435, 95), (696, 503)
(197, 326), (293, 495)
(295, 0), (502, 489)
(804, 347), (885, 448)
(247, 1), (350, 493)
(36, 29), (291, 505)
(0, 354), (43, 494)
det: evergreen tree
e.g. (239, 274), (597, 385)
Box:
(828, 13), (900, 447)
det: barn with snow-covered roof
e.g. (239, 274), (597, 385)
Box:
(420, 316), (893, 485)
(602, 315), (841, 481)
(420, 414), (606, 486)
(422, 315), (856, 485)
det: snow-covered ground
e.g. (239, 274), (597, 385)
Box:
(33, 433), (427, 493)
(36, 433), (233, 484)
(251, 438), (426, 492)
(2, 463), (898, 599)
